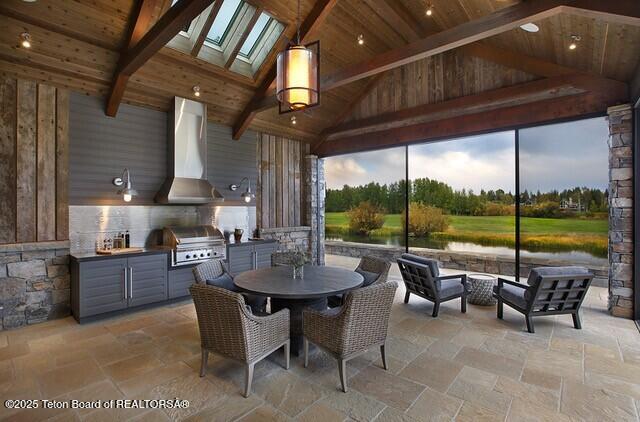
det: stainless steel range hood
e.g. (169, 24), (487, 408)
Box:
(155, 97), (224, 204)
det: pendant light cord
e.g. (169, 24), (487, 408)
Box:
(296, 0), (301, 44)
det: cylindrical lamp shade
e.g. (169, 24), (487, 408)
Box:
(276, 43), (319, 112)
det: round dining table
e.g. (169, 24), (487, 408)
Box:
(234, 264), (364, 355)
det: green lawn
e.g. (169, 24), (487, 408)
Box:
(325, 213), (607, 235)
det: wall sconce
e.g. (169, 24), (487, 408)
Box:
(229, 177), (255, 203)
(112, 168), (138, 202)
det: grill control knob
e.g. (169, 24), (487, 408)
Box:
(186, 255), (191, 259)
(200, 253), (204, 258)
(207, 252), (211, 256)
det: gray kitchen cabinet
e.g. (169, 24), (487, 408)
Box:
(168, 266), (196, 299)
(74, 257), (129, 318)
(128, 254), (167, 307)
(227, 241), (278, 275)
(71, 251), (170, 322)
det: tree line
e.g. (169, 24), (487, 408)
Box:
(326, 178), (608, 216)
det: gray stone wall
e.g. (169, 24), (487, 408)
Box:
(304, 155), (325, 265)
(261, 227), (311, 254)
(607, 104), (634, 319)
(325, 241), (609, 287)
(0, 241), (70, 330)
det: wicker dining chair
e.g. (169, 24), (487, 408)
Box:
(192, 260), (266, 313)
(189, 284), (290, 397)
(302, 280), (398, 392)
(327, 255), (391, 308)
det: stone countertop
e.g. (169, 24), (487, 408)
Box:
(226, 239), (277, 248)
(70, 247), (171, 262)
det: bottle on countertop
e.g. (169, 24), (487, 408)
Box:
(125, 230), (130, 248)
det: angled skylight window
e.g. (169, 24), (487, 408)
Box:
(206, 0), (243, 46)
(239, 13), (271, 57)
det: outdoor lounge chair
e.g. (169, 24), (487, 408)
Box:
(493, 266), (594, 333)
(190, 284), (290, 397)
(302, 280), (398, 392)
(397, 253), (467, 317)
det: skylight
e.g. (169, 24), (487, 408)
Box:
(239, 13), (271, 57)
(206, 0), (243, 45)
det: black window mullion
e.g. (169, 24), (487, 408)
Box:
(515, 129), (521, 282)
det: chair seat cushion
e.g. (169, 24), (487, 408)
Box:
(244, 295), (267, 314)
(401, 253), (440, 277)
(206, 273), (237, 291)
(439, 278), (464, 298)
(493, 283), (529, 309)
(356, 268), (379, 287)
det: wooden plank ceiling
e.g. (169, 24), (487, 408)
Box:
(0, 0), (638, 145)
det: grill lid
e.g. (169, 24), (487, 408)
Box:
(163, 225), (224, 247)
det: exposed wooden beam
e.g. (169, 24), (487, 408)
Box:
(311, 74), (384, 153)
(315, 77), (628, 157)
(225, 6), (263, 69)
(567, 0), (640, 26)
(106, 0), (214, 116)
(322, 74), (626, 140)
(191, 0), (224, 57)
(231, 0), (338, 140)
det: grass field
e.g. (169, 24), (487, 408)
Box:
(326, 212), (608, 256)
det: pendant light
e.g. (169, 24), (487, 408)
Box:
(276, 0), (320, 114)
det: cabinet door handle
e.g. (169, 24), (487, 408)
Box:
(123, 267), (128, 300)
(129, 267), (133, 299)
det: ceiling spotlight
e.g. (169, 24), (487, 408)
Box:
(192, 85), (201, 97)
(19, 32), (32, 48)
(425, 5), (434, 16)
(357, 34), (364, 45)
(519, 23), (539, 33)
(569, 35), (581, 50)
(291, 116), (297, 125)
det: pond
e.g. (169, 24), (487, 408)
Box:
(326, 233), (608, 267)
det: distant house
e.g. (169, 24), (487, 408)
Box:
(560, 197), (585, 212)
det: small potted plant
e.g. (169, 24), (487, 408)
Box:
(290, 249), (309, 279)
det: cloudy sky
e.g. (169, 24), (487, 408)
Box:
(324, 117), (608, 193)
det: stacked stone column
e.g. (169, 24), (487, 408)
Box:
(607, 104), (634, 318)
(304, 155), (325, 266)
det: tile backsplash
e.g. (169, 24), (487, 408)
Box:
(70, 205), (256, 253)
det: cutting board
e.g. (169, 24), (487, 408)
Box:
(95, 247), (144, 255)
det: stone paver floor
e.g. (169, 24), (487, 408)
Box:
(1, 254), (639, 421)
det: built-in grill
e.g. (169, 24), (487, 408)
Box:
(162, 225), (226, 267)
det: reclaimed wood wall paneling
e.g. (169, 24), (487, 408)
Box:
(16, 80), (37, 242)
(0, 78), (17, 244)
(37, 84), (57, 241)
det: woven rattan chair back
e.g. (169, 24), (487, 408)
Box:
(397, 258), (438, 299)
(356, 256), (391, 284)
(192, 260), (227, 284)
(189, 284), (249, 361)
(340, 280), (398, 356)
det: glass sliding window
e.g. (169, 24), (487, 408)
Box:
(324, 147), (406, 255)
(239, 13), (271, 57)
(206, 0), (243, 46)
(408, 132), (516, 277)
(518, 117), (609, 277)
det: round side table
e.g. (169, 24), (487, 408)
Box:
(467, 273), (498, 306)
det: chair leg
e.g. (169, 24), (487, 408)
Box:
(497, 299), (503, 319)
(525, 315), (535, 334)
(283, 340), (290, 370)
(199, 348), (208, 377)
(404, 291), (410, 303)
(338, 359), (348, 393)
(432, 302), (440, 318)
(380, 343), (388, 370)
(461, 294), (467, 314)
(244, 362), (255, 398)
(572, 312), (582, 330)
(303, 337), (309, 368)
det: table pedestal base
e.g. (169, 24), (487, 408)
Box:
(271, 297), (327, 356)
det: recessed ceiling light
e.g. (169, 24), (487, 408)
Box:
(520, 23), (539, 33)
(425, 4), (434, 16)
(569, 34), (581, 50)
(357, 34), (364, 46)
(290, 116), (297, 125)
(19, 32), (32, 48)
(192, 85), (201, 97)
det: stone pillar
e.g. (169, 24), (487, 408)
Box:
(304, 155), (325, 265)
(607, 104), (634, 318)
